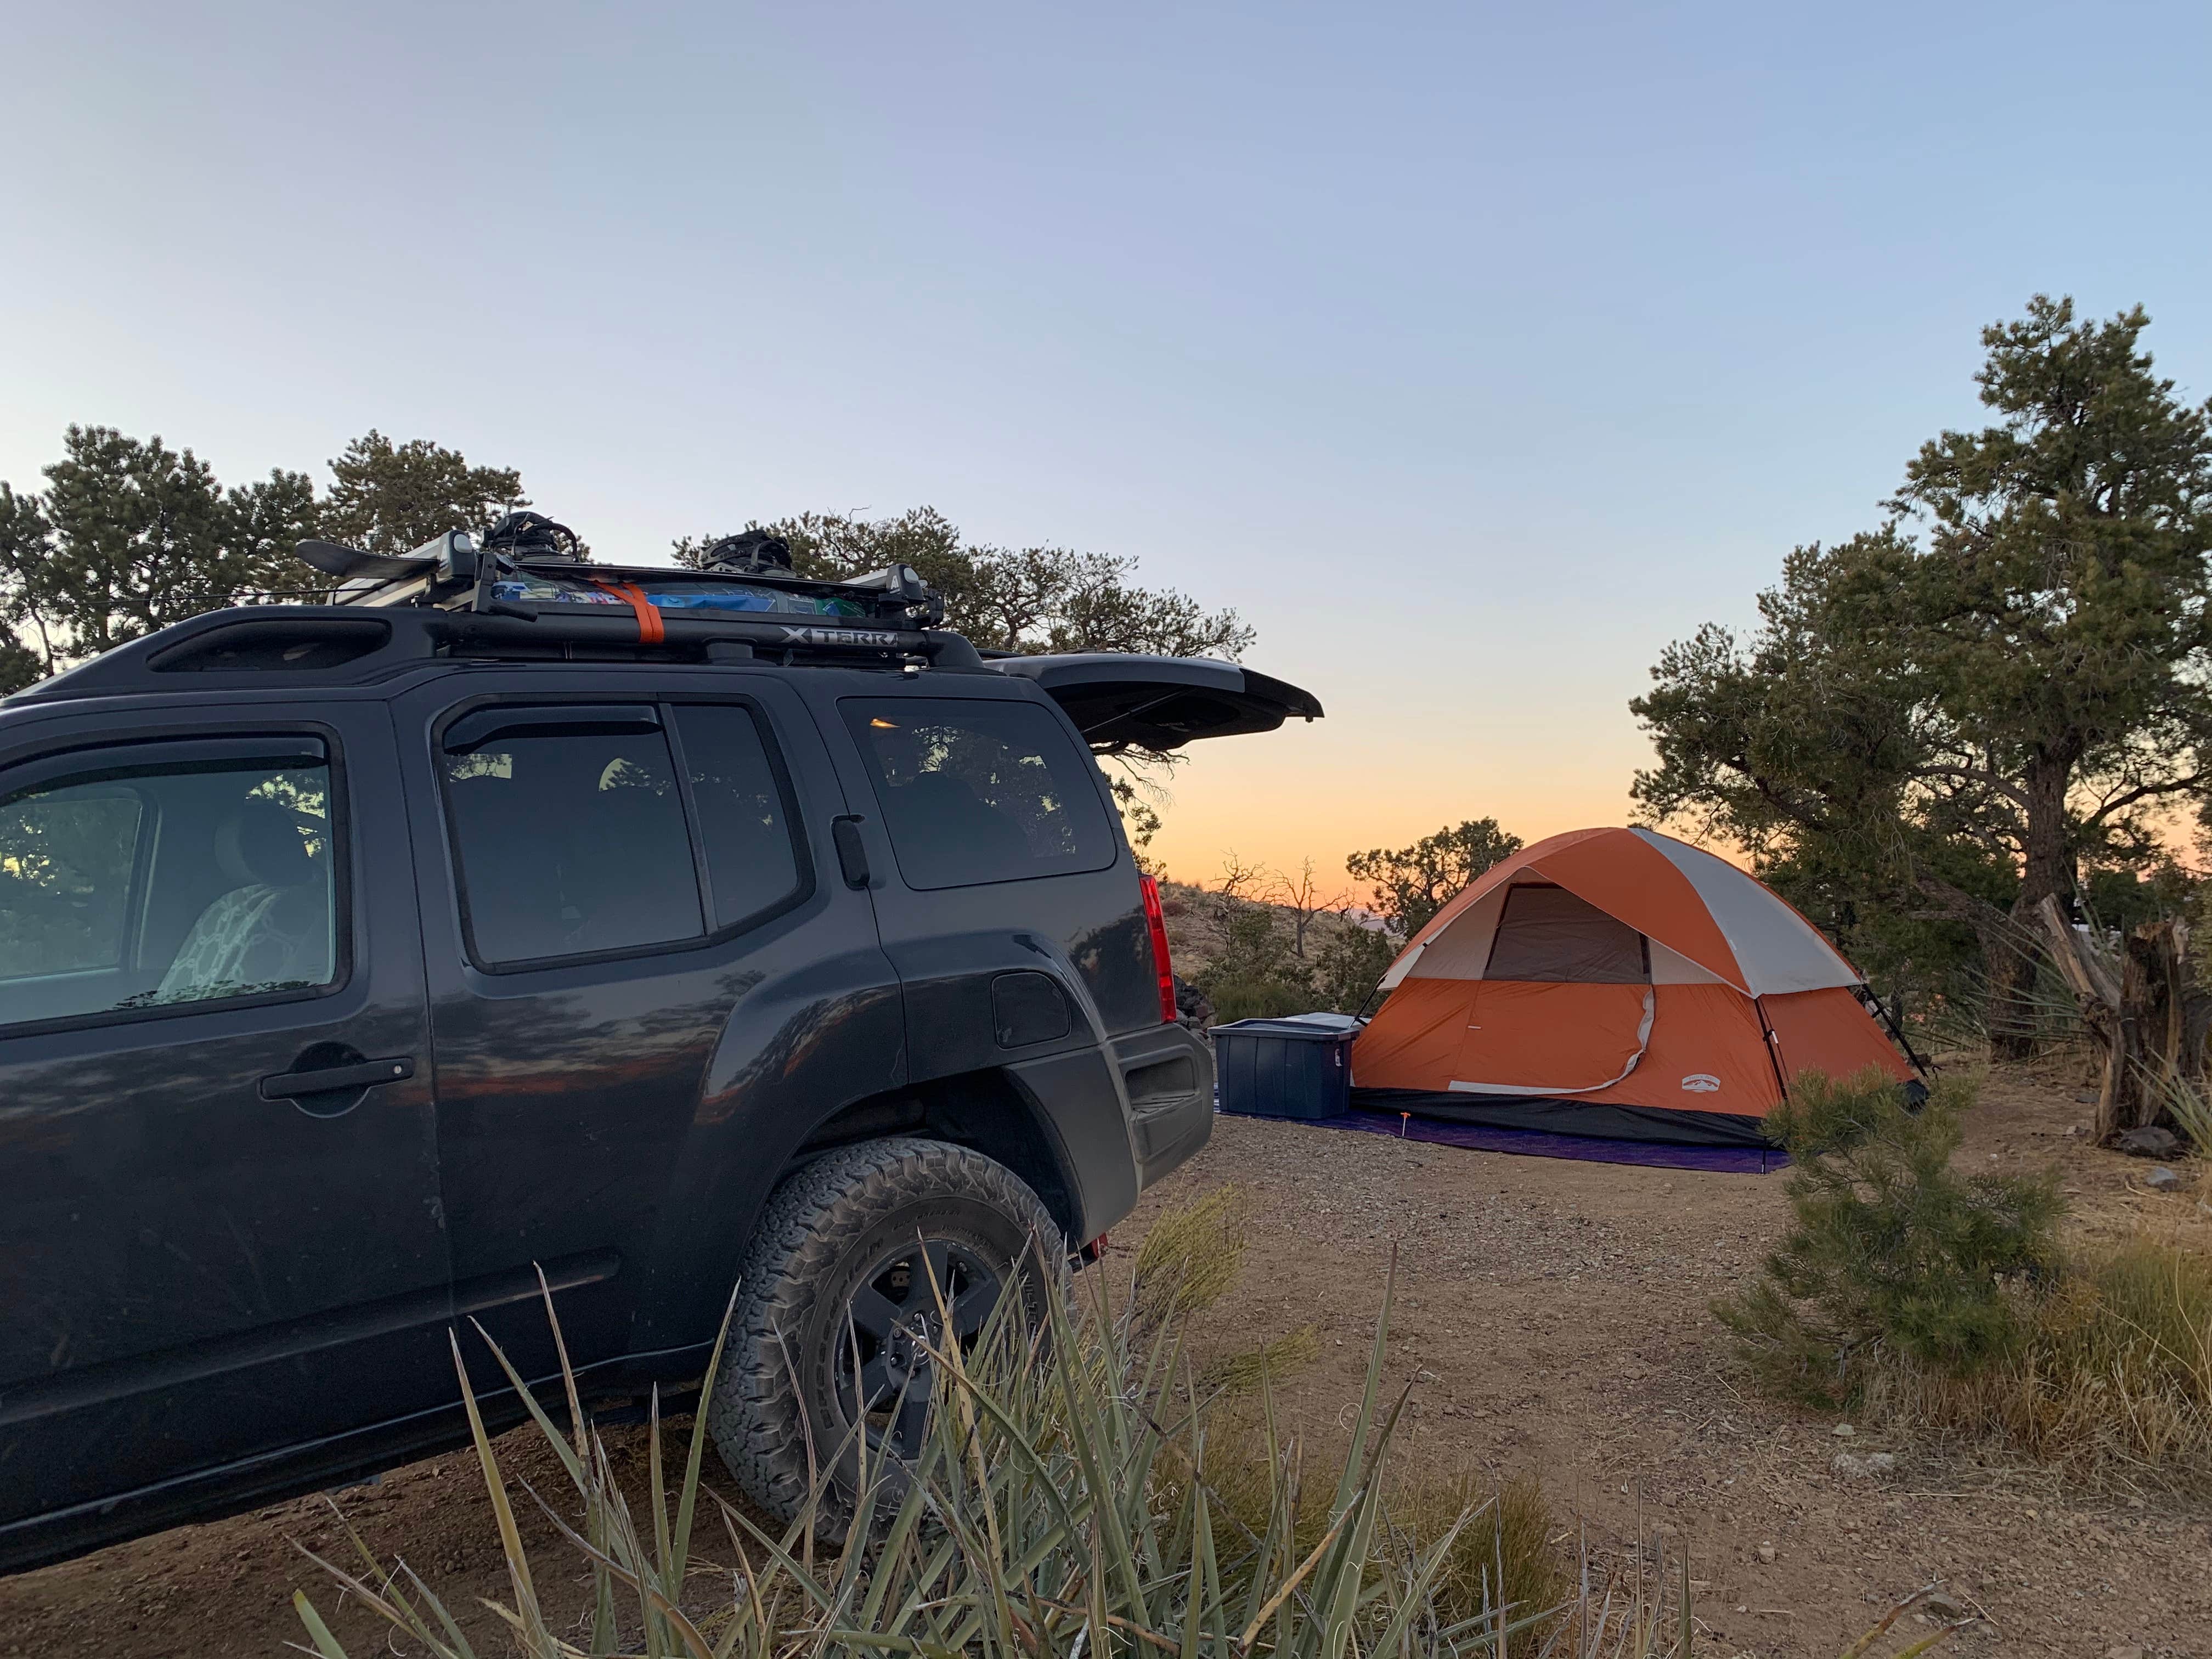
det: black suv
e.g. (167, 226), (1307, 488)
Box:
(0, 531), (1320, 1572)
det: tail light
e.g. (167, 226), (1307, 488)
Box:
(1139, 873), (1177, 1024)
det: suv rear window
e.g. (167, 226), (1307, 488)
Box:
(840, 697), (1114, 889)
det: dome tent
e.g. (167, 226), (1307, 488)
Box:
(1349, 827), (1918, 1147)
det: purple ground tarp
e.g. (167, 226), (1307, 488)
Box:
(1218, 1107), (1789, 1174)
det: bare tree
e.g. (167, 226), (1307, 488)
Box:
(1268, 856), (1348, 960)
(1215, 850), (1266, 905)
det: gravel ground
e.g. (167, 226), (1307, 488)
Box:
(2, 1064), (2206, 1657)
(1121, 1065), (2212, 1658)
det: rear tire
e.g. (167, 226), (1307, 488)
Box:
(707, 1137), (1063, 1531)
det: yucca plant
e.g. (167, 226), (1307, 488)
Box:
(291, 1238), (1571, 1659)
(2146, 1063), (2212, 1156)
(289, 1201), (1955, 1659)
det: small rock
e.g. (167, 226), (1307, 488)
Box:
(1923, 1589), (1966, 1620)
(2145, 1166), (2182, 1192)
(1831, 1451), (1895, 1478)
(1832, 1422), (1856, 1437)
(2115, 1125), (2181, 1158)
(1755, 1542), (1776, 1563)
(2074, 1091), (2098, 1105)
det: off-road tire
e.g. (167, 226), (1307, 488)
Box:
(707, 1137), (1062, 1531)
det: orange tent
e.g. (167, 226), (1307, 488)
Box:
(1350, 827), (1918, 1146)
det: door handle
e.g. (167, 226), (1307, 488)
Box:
(258, 1056), (416, 1101)
(831, 816), (871, 889)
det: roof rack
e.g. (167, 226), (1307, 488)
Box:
(7, 528), (989, 703)
(302, 527), (947, 633)
(302, 524), (986, 670)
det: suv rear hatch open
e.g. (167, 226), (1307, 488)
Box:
(988, 654), (1322, 751)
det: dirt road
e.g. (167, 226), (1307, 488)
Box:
(3, 1065), (2205, 1656)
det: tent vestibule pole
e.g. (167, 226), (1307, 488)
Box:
(1752, 996), (1791, 1105)
(1878, 990), (1932, 1075)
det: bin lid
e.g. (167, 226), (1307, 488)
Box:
(1211, 1014), (1362, 1040)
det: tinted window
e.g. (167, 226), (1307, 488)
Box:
(444, 720), (703, 964)
(673, 705), (804, 928)
(0, 746), (337, 1027)
(841, 697), (1114, 889)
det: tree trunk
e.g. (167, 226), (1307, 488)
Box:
(1994, 752), (2077, 1059)
(1984, 933), (2042, 1062)
(2034, 896), (2208, 1142)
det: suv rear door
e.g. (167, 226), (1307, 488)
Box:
(0, 700), (448, 1564)
(393, 668), (904, 1391)
(807, 679), (1163, 1232)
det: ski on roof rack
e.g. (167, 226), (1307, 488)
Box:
(307, 517), (946, 633)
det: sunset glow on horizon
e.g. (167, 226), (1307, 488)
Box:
(1138, 665), (1663, 898)
(4, 3), (2208, 917)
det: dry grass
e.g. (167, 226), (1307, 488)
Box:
(1867, 1235), (2212, 1490)
(1132, 1181), (1249, 1322)
(1724, 1066), (2212, 1492)
(1389, 1471), (1566, 1646)
(285, 1175), (1976, 1659)
(1202, 1326), (1323, 1397)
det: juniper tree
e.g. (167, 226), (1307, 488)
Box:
(675, 507), (1254, 660)
(1634, 297), (2212, 1054)
(323, 430), (526, 555)
(1346, 817), (1522, 935)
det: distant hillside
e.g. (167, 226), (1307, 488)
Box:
(1156, 878), (1391, 985)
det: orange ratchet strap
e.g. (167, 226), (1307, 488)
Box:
(590, 580), (665, 645)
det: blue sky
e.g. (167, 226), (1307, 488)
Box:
(5, 1), (2209, 881)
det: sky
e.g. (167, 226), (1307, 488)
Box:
(5, 1), (2211, 891)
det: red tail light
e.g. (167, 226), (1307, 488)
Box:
(1139, 873), (1177, 1024)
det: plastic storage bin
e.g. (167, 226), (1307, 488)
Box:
(1212, 1015), (1359, 1120)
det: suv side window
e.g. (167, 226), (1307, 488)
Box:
(440, 702), (805, 967)
(839, 697), (1114, 889)
(0, 738), (338, 1029)
(675, 704), (804, 929)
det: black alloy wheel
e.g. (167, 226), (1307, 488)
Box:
(707, 1137), (1063, 1534)
(834, 1237), (1003, 1462)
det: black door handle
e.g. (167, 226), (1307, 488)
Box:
(258, 1057), (416, 1101)
(831, 816), (871, 889)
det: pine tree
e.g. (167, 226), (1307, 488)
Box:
(323, 430), (526, 555)
(0, 427), (306, 675)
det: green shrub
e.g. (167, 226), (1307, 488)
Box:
(1313, 921), (1398, 1015)
(1715, 1069), (2064, 1404)
(1130, 1182), (1251, 1319)
(1193, 897), (1318, 1021)
(1204, 975), (1319, 1023)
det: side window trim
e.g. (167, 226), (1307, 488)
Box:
(0, 726), (353, 1039)
(431, 693), (815, 976)
(670, 698), (817, 936)
(659, 707), (725, 932)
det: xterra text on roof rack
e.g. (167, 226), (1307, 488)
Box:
(0, 514), (1319, 1572)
